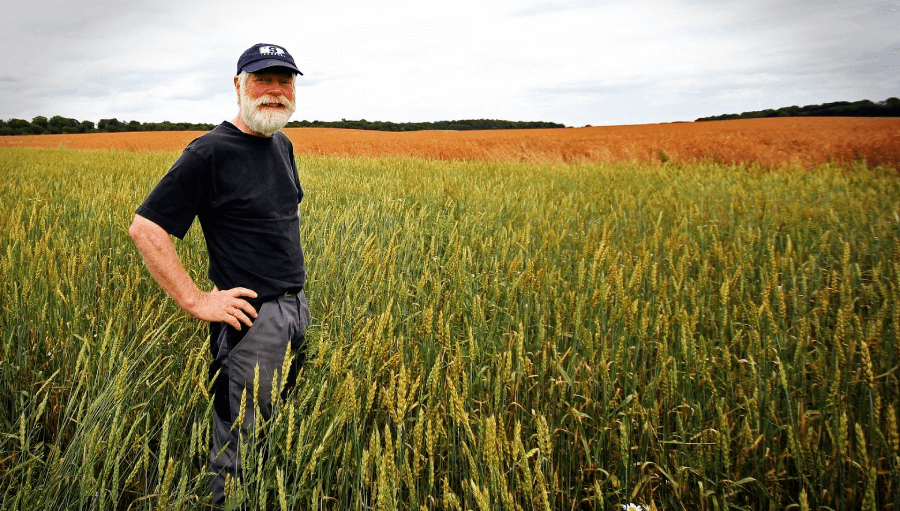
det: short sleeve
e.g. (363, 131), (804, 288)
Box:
(135, 148), (208, 239)
(291, 151), (303, 203)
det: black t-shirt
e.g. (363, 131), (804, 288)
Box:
(136, 121), (305, 302)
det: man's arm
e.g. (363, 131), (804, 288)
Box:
(128, 214), (258, 330)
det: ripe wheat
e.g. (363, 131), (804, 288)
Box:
(0, 146), (897, 509)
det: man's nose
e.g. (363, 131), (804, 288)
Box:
(271, 86), (293, 99)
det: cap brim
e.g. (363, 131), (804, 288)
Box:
(241, 59), (302, 75)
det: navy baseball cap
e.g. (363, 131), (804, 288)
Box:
(237, 43), (303, 75)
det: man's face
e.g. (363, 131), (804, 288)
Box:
(237, 70), (296, 136)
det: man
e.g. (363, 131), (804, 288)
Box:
(129, 43), (310, 506)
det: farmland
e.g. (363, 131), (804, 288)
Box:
(1, 116), (899, 167)
(1, 118), (899, 510)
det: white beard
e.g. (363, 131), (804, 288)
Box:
(238, 88), (296, 137)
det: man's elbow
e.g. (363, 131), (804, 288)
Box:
(129, 215), (163, 245)
(128, 217), (146, 243)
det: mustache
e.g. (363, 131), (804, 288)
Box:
(239, 87), (296, 136)
(247, 93), (293, 109)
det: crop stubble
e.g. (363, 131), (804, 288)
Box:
(1, 116), (898, 167)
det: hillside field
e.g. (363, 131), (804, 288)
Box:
(1, 119), (899, 509)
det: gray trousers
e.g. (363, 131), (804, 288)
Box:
(208, 291), (310, 506)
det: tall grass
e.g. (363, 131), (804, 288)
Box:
(1, 147), (898, 510)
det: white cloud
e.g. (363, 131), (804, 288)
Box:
(716, 88), (767, 102)
(1, 0), (898, 127)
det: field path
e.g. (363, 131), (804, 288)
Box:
(2, 117), (898, 166)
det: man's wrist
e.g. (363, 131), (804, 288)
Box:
(176, 287), (204, 314)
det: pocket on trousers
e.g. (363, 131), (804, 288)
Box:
(291, 291), (311, 353)
(296, 291), (310, 333)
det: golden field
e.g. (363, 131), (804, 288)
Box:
(0, 117), (898, 166)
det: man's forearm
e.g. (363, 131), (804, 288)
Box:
(128, 215), (202, 311)
(128, 214), (258, 329)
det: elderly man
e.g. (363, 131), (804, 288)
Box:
(129, 43), (310, 506)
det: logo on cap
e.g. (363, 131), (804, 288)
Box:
(259, 46), (286, 57)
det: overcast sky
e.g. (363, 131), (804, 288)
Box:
(2, 0), (898, 127)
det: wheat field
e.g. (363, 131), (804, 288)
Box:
(0, 140), (899, 509)
(1, 117), (898, 167)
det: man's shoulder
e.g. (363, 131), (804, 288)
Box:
(186, 122), (234, 147)
(182, 122), (242, 160)
(273, 130), (294, 149)
(181, 123), (293, 163)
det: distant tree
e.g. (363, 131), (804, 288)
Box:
(77, 120), (95, 133)
(98, 118), (123, 132)
(8, 118), (37, 134)
(48, 115), (78, 134)
(775, 106), (800, 117)
(697, 97), (900, 121)
(49, 115), (77, 129)
(31, 116), (49, 130)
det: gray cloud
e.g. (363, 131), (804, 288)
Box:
(856, 43), (900, 76)
(2, 0), (898, 127)
(506, 0), (596, 17)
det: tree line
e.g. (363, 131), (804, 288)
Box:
(0, 115), (564, 136)
(0, 116), (216, 136)
(695, 97), (900, 122)
(285, 118), (565, 131)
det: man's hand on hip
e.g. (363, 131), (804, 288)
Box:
(190, 286), (259, 330)
(128, 215), (259, 330)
